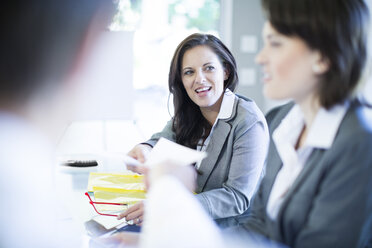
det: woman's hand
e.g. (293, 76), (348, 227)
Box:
(117, 201), (145, 226)
(126, 144), (152, 173)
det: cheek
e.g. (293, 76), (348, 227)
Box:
(275, 54), (314, 87)
(182, 78), (192, 91)
(274, 55), (300, 80)
(182, 79), (195, 98)
(213, 74), (225, 91)
(266, 56), (316, 99)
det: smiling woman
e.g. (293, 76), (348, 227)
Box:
(124, 33), (270, 228)
(168, 34), (239, 148)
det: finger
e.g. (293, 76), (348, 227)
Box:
(125, 209), (143, 222)
(127, 164), (149, 175)
(127, 146), (146, 162)
(136, 153), (146, 163)
(135, 217), (143, 225)
(129, 216), (143, 225)
(117, 204), (139, 220)
(135, 165), (149, 175)
(126, 164), (141, 173)
(127, 150), (139, 160)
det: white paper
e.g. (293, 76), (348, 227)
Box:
(92, 215), (127, 230)
(145, 138), (207, 167)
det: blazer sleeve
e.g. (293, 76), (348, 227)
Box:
(293, 135), (372, 248)
(143, 120), (176, 147)
(195, 117), (269, 220)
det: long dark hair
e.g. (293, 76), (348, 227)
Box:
(168, 33), (238, 149)
(261, 0), (370, 109)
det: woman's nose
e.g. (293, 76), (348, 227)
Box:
(195, 70), (206, 84)
(255, 47), (267, 65)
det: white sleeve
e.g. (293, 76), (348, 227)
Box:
(139, 176), (225, 248)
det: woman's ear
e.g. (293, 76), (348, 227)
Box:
(224, 68), (230, 81)
(312, 52), (330, 75)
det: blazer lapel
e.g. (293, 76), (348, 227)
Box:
(276, 149), (325, 217)
(196, 121), (231, 192)
(265, 142), (284, 195)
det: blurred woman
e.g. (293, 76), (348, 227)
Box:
(240, 0), (372, 247)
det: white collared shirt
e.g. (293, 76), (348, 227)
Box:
(266, 102), (349, 220)
(195, 89), (235, 169)
(0, 111), (61, 247)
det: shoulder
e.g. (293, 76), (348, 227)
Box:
(334, 102), (372, 148)
(231, 94), (266, 129)
(265, 102), (295, 133)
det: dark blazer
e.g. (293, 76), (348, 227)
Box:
(145, 94), (269, 227)
(240, 100), (372, 248)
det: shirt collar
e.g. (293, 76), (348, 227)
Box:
(216, 89), (235, 120)
(273, 102), (348, 150)
(306, 102), (348, 148)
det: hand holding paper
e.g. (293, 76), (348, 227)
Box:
(126, 143), (152, 164)
(124, 138), (206, 167)
(146, 138), (207, 166)
(124, 138), (207, 191)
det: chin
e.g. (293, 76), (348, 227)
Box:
(198, 100), (216, 108)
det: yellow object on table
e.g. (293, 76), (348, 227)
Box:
(87, 172), (146, 214)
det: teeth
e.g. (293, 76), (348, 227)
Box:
(196, 87), (211, 93)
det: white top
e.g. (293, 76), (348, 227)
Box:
(195, 89), (235, 169)
(0, 112), (81, 247)
(140, 176), (224, 248)
(266, 103), (348, 220)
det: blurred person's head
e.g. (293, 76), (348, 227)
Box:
(168, 33), (238, 148)
(0, 0), (115, 137)
(256, 0), (370, 109)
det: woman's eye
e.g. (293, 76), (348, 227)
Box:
(269, 41), (282, 47)
(205, 66), (215, 71)
(184, 70), (193, 75)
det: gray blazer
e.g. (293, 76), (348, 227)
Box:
(145, 95), (269, 227)
(240, 101), (372, 248)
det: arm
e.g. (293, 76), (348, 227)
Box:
(143, 120), (176, 147)
(123, 120), (177, 222)
(126, 119), (175, 166)
(195, 119), (269, 220)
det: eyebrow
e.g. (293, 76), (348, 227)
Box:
(265, 33), (280, 40)
(182, 67), (192, 72)
(182, 62), (214, 71)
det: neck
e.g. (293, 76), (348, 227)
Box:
(297, 93), (320, 130)
(200, 107), (219, 125)
(295, 93), (320, 149)
(200, 95), (223, 125)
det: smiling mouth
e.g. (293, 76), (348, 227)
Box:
(195, 86), (212, 93)
(262, 71), (271, 81)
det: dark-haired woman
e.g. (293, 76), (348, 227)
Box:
(122, 33), (269, 227)
(237, 0), (372, 247)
